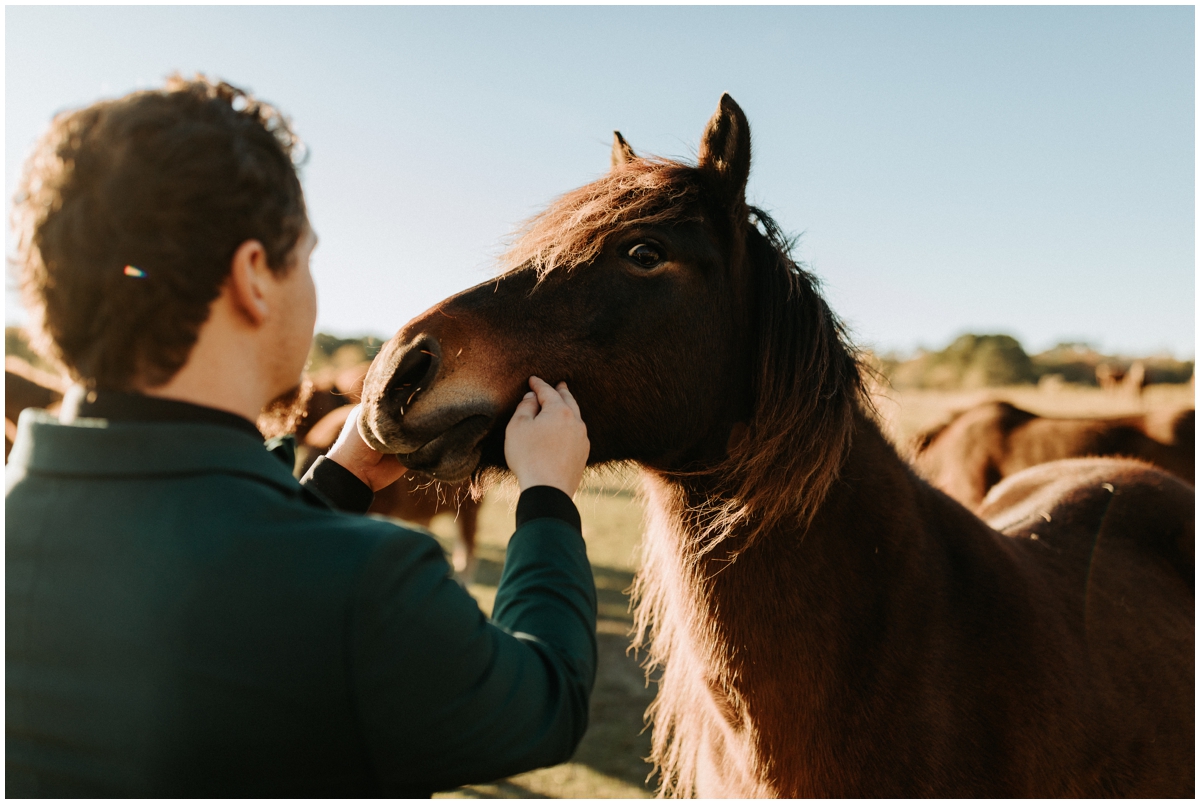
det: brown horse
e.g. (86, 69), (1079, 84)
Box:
(1096, 360), (1147, 395)
(358, 96), (1193, 796)
(296, 400), (481, 583)
(912, 401), (1195, 509)
(290, 361), (372, 443)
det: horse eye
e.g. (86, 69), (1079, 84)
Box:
(628, 243), (664, 269)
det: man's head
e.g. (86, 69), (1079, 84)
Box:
(13, 75), (309, 392)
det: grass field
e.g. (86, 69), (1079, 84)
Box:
(421, 383), (1193, 798)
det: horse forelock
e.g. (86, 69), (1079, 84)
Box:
(500, 158), (707, 279)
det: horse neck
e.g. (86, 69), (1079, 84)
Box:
(636, 406), (940, 795)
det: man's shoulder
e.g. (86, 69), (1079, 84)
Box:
(10, 410), (295, 484)
(7, 448), (454, 624)
(5, 412), (448, 565)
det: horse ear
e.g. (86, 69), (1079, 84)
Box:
(611, 131), (637, 169)
(698, 94), (751, 200)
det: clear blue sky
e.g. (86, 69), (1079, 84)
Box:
(5, 6), (1195, 358)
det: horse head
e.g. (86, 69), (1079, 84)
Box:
(360, 94), (861, 535)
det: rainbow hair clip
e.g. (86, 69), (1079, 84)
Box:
(123, 265), (146, 278)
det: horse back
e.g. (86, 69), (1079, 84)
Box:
(912, 401), (1035, 506)
(974, 456), (1190, 796)
(980, 456), (1193, 587)
(976, 457), (1193, 795)
(914, 402), (1195, 508)
(1007, 415), (1194, 486)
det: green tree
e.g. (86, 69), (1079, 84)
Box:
(888, 334), (1036, 389)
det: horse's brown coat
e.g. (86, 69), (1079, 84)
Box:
(912, 400), (1194, 508)
(360, 95), (1193, 796)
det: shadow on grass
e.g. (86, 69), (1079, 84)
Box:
(445, 542), (658, 796)
(570, 628), (657, 791)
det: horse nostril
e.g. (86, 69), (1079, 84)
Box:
(386, 337), (441, 416)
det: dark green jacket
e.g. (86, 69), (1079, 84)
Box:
(6, 410), (597, 796)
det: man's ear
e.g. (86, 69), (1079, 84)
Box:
(611, 131), (637, 170)
(697, 93), (751, 204)
(226, 239), (272, 327)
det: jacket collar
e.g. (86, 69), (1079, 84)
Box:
(62, 388), (263, 441)
(8, 409), (300, 495)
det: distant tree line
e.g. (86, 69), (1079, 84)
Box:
(6, 328), (44, 368)
(4, 327), (391, 379)
(306, 332), (385, 374)
(871, 334), (1194, 390)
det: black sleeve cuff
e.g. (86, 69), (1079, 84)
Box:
(516, 485), (582, 532)
(301, 455), (375, 514)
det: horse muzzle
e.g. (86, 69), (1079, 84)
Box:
(359, 333), (501, 481)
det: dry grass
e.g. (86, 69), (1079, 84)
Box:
(419, 383), (1193, 798)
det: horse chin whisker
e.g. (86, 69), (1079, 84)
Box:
(468, 465), (507, 503)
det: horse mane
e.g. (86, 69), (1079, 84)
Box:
(629, 183), (866, 796)
(703, 207), (867, 551)
(636, 204), (868, 565)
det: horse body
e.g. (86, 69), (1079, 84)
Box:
(359, 96), (1193, 795)
(913, 400), (1194, 508)
(1097, 360), (1147, 395)
(641, 422), (1193, 796)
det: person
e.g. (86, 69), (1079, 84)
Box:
(5, 76), (596, 797)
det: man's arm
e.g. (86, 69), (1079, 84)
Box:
(338, 377), (597, 793)
(299, 453), (375, 513)
(348, 495), (595, 794)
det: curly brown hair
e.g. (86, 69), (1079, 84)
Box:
(12, 75), (308, 391)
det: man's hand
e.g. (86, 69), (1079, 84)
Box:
(505, 376), (590, 497)
(326, 404), (406, 492)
